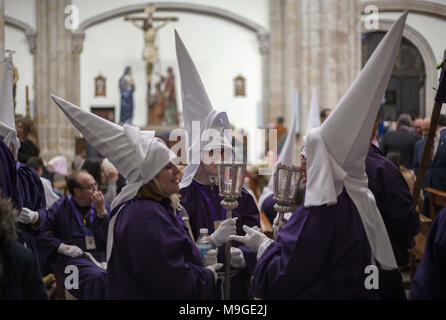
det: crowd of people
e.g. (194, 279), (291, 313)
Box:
(1, 13), (446, 300)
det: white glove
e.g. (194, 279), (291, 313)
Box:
(229, 225), (273, 253)
(57, 243), (84, 258)
(209, 217), (238, 247)
(17, 207), (39, 224)
(203, 249), (218, 267)
(206, 263), (223, 284)
(230, 247), (246, 269)
(251, 225), (262, 232)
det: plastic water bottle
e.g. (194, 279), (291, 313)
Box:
(196, 228), (212, 261)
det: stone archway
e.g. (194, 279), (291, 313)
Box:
(5, 15), (36, 54)
(361, 19), (437, 116)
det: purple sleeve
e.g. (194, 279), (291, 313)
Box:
(0, 138), (18, 204)
(261, 194), (276, 225)
(35, 199), (63, 263)
(252, 206), (317, 299)
(252, 192), (372, 300)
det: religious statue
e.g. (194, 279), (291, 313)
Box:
(148, 78), (165, 125)
(163, 67), (178, 126)
(119, 66), (135, 125)
(147, 67), (179, 126)
(124, 4), (178, 95)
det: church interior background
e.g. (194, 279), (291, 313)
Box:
(3, 0), (446, 166)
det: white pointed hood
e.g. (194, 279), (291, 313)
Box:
(304, 12), (408, 270)
(50, 95), (178, 210)
(175, 31), (233, 188)
(305, 88), (321, 136)
(0, 54), (20, 160)
(258, 107), (297, 210)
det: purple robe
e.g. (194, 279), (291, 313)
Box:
(252, 189), (379, 300)
(0, 138), (19, 206)
(15, 162), (48, 276)
(56, 255), (106, 300)
(36, 196), (110, 299)
(409, 207), (446, 299)
(36, 196), (110, 263)
(180, 182), (260, 299)
(366, 145), (420, 266)
(105, 199), (215, 299)
(16, 163), (47, 245)
(261, 194), (276, 225)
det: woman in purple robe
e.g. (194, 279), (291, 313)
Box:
(106, 162), (219, 299)
(409, 206), (446, 299)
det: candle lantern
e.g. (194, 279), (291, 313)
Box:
(273, 163), (302, 240)
(217, 161), (246, 300)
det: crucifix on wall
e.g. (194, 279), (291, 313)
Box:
(124, 4), (178, 96)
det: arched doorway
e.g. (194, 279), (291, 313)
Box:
(362, 32), (426, 121)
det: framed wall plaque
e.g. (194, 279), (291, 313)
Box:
(234, 75), (245, 97)
(95, 75), (106, 97)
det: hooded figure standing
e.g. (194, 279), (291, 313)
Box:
(175, 31), (260, 300)
(0, 56), (20, 206)
(0, 54), (47, 274)
(51, 94), (221, 299)
(230, 13), (408, 299)
(119, 66), (135, 124)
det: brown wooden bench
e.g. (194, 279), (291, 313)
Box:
(260, 211), (273, 239)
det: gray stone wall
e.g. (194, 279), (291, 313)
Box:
(267, 0), (361, 138)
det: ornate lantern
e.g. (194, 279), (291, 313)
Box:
(273, 163), (302, 239)
(217, 161), (246, 300)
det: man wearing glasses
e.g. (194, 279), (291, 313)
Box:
(36, 170), (110, 299)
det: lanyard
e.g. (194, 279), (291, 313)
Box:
(192, 180), (226, 222)
(68, 195), (95, 237)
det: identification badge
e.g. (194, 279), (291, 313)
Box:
(214, 220), (224, 231)
(85, 236), (96, 250)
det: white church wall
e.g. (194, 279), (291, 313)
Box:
(77, 0), (269, 164)
(4, 0), (35, 117)
(4, 25), (33, 118)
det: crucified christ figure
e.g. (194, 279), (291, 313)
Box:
(125, 4), (178, 94)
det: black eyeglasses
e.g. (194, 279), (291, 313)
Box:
(78, 182), (98, 191)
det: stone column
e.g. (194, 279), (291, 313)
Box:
(71, 31), (85, 139)
(0, 0), (5, 67)
(268, 0), (286, 125)
(35, 0), (75, 162)
(267, 0), (361, 136)
(258, 31), (271, 127)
